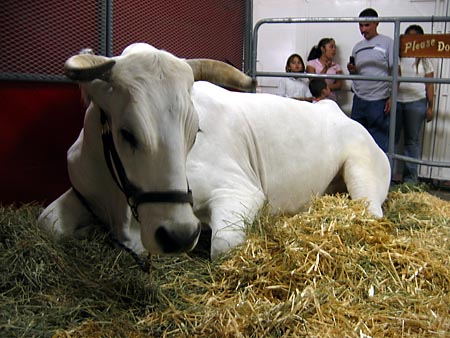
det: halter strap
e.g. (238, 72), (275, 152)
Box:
(72, 186), (151, 272)
(100, 109), (193, 221)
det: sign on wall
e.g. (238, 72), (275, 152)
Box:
(400, 34), (450, 58)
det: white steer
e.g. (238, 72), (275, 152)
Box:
(39, 43), (391, 259)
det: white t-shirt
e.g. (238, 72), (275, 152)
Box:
(277, 77), (312, 99)
(351, 34), (394, 101)
(398, 57), (434, 103)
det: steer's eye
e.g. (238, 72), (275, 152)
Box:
(120, 129), (138, 149)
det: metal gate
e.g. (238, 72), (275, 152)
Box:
(250, 15), (450, 182)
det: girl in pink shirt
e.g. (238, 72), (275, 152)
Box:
(306, 38), (343, 101)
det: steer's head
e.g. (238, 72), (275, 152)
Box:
(64, 43), (254, 255)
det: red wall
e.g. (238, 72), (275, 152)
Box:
(112, 0), (245, 68)
(0, 82), (84, 205)
(1, 0), (245, 205)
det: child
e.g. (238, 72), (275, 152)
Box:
(277, 53), (313, 101)
(306, 37), (343, 101)
(309, 78), (331, 102)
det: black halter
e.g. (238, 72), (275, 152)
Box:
(100, 109), (193, 221)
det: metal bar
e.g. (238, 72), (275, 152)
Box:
(251, 17), (259, 85)
(254, 16), (450, 27)
(255, 71), (450, 84)
(388, 20), (402, 168)
(392, 154), (450, 168)
(0, 73), (68, 82)
(255, 71), (393, 81)
(105, 0), (113, 57)
(253, 17), (450, 81)
(98, 0), (108, 56)
(252, 16), (450, 82)
(243, 0), (253, 74)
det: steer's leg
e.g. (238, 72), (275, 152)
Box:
(38, 188), (94, 238)
(207, 190), (265, 260)
(342, 148), (391, 217)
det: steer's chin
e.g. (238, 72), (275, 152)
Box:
(141, 222), (201, 255)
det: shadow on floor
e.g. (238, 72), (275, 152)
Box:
(391, 179), (450, 201)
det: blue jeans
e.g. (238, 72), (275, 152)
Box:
(395, 98), (427, 183)
(351, 95), (390, 152)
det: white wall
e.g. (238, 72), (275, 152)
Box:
(253, 0), (438, 113)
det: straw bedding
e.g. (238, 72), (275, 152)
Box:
(1, 185), (449, 337)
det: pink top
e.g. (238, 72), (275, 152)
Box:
(307, 58), (342, 101)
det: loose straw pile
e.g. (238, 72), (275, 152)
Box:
(1, 187), (449, 337)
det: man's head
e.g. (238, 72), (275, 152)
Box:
(359, 8), (379, 40)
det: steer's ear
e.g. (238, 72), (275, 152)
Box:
(65, 54), (116, 82)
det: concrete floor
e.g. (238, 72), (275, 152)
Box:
(424, 179), (450, 201)
(429, 188), (450, 201)
(395, 179), (450, 201)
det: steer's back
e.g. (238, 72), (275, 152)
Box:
(190, 81), (381, 213)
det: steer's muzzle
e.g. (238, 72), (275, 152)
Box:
(155, 222), (201, 253)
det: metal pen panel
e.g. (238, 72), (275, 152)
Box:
(250, 15), (450, 172)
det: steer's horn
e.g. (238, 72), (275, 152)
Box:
(186, 59), (256, 92)
(65, 54), (116, 82)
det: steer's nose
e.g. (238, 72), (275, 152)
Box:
(155, 222), (201, 253)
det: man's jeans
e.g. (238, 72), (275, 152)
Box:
(351, 95), (390, 153)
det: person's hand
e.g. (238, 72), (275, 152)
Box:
(347, 62), (357, 74)
(322, 60), (332, 73)
(384, 98), (391, 115)
(426, 106), (434, 122)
